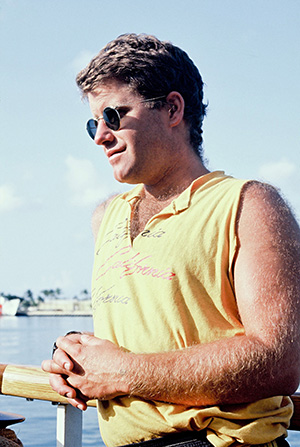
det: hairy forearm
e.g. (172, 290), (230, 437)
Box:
(43, 330), (300, 406)
(122, 334), (299, 406)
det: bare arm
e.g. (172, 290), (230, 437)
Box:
(92, 194), (118, 241)
(43, 182), (300, 406)
(124, 182), (300, 405)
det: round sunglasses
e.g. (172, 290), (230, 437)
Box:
(86, 96), (166, 140)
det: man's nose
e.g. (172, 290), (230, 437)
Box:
(94, 119), (115, 146)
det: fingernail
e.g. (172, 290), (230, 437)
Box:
(81, 334), (89, 343)
(64, 362), (71, 370)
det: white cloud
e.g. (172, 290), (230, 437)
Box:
(65, 155), (108, 207)
(258, 158), (297, 185)
(0, 184), (22, 212)
(71, 50), (95, 74)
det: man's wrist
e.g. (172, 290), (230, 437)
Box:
(117, 351), (138, 396)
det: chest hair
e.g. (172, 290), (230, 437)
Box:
(130, 197), (173, 240)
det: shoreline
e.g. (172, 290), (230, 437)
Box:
(17, 310), (92, 317)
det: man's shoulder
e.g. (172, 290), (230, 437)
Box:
(239, 180), (293, 216)
(237, 180), (299, 242)
(92, 194), (119, 241)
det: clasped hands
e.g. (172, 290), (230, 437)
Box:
(41, 332), (130, 410)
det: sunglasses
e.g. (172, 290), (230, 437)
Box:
(86, 96), (166, 140)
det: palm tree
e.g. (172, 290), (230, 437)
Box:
(79, 289), (90, 300)
(24, 289), (36, 306)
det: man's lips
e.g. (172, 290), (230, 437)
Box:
(106, 147), (126, 159)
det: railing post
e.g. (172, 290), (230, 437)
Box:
(56, 404), (82, 447)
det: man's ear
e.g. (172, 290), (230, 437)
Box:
(166, 91), (185, 127)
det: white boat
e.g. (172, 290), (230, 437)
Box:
(0, 297), (21, 316)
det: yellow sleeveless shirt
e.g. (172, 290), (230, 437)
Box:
(91, 171), (292, 447)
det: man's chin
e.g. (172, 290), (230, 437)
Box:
(113, 171), (141, 185)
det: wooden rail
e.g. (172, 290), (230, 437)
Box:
(0, 363), (300, 437)
(0, 363), (96, 406)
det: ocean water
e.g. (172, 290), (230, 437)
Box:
(0, 315), (102, 446)
(0, 316), (300, 447)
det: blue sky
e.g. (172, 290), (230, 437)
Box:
(0, 0), (299, 298)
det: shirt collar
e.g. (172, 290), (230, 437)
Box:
(119, 171), (226, 214)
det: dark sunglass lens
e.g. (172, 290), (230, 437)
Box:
(86, 119), (98, 139)
(103, 107), (120, 131)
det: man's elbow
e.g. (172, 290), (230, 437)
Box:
(274, 354), (300, 396)
(280, 371), (300, 396)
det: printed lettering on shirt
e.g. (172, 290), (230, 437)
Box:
(95, 245), (176, 281)
(96, 219), (167, 255)
(96, 219), (129, 254)
(91, 285), (131, 309)
(140, 229), (166, 238)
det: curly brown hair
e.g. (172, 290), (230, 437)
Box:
(76, 33), (207, 160)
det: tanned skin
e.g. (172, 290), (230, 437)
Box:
(42, 81), (300, 411)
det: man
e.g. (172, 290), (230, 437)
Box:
(42, 33), (300, 447)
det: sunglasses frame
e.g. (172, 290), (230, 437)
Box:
(86, 95), (166, 140)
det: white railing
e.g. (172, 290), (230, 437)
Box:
(56, 403), (83, 447)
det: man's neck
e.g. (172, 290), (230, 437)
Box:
(141, 161), (209, 203)
(130, 162), (210, 240)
